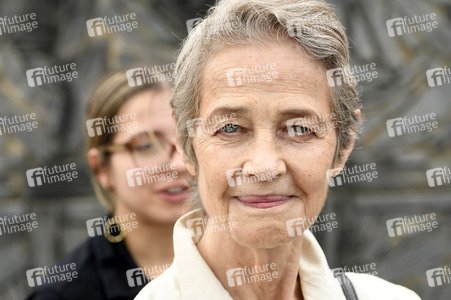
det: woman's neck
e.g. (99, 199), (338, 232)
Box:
(197, 227), (304, 300)
(113, 207), (174, 278)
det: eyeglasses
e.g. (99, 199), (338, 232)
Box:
(101, 131), (176, 168)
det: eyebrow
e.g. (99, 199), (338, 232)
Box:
(206, 106), (320, 121)
(278, 108), (320, 120)
(206, 106), (252, 120)
(127, 130), (164, 141)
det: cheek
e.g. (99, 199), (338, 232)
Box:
(195, 141), (230, 214)
(109, 155), (130, 185)
(288, 139), (335, 193)
(109, 154), (147, 200)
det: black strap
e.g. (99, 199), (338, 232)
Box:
(334, 273), (359, 300)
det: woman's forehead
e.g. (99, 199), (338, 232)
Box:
(199, 43), (330, 116)
(113, 89), (174, 140)
(119, 89), (171, 117)
(203, 41), (323, 74)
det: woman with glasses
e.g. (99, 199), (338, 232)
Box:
(27, 71), (190, 300)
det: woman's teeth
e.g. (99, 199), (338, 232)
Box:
(165, 187), (185, 194)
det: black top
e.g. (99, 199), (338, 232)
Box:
(27, 234), (146, 300)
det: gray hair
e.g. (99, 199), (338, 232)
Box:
(170, 0), (362, 205)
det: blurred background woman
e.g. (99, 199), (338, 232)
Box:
(27, 71), (190, 299)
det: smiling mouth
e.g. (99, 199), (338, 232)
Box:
(165, 186), (186, 194)
(235, 195), (293, 209)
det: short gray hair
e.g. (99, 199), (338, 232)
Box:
(170, 0), (362, 204)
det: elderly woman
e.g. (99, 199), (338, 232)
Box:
(136, 0), (421, 299)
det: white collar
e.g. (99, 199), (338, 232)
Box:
(172, 209), (345, 299)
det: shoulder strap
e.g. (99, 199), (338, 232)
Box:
(334, 272), (359, 300)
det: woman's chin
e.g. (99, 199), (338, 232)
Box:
(141, 210), (184, 226)
(230, 223), (294, 249)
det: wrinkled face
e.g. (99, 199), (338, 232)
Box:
(108, 89), (190, 225)
(187, 41), (351, 248)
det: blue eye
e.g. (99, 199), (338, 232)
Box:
(292, 125), (312, 135)
(134, 142), (154, 152)
(220, 124), (240, 133)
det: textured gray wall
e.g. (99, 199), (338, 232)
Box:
(0, 0), (450, 299)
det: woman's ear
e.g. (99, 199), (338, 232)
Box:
(87, 148), (112, 189)
(173, 115), (197, 176)
(332, 109), (361, 171)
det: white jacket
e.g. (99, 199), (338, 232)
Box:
(135, 209), (422, 300)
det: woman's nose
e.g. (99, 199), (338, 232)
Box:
(242, 133), (286, 179)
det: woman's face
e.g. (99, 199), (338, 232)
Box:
(106, 89), (189, 225)
(189, 42), (353, 248)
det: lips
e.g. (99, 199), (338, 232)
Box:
(158, 185), (189, 203)
(235, 195), (291, 209)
